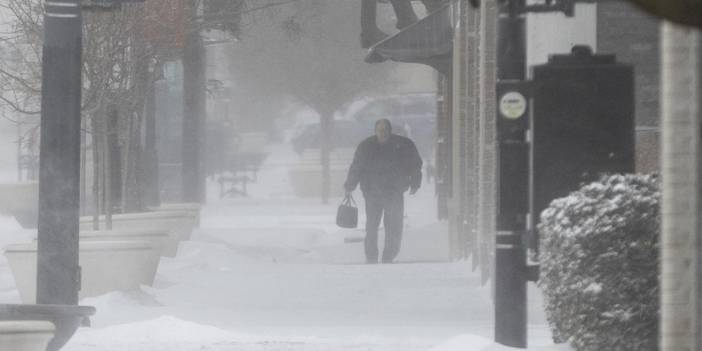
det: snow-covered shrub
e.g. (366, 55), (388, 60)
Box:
(538, 174), (659, 351)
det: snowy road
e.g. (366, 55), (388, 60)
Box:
(1, 143), (567, 350)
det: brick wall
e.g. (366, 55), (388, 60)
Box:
(597, 1), (660, 172)
(597, 1), (660, 127)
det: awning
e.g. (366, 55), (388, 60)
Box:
(625, 0), (702, 29)
(365, 3), (453, 76)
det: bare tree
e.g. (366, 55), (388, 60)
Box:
(229, 0), (397, 203)
(0, 0), (168, 221)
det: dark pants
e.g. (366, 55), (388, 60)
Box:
(364, 192), (404, 263)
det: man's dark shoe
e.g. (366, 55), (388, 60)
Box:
(366, 258), (378, 264)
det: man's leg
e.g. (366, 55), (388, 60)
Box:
(364, 196), (383, 263)
(381, 192), (404, 263)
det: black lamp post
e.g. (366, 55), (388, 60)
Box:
(36, 0), (84, 305)
(494, 0), (528, 347)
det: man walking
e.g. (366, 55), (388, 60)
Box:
(344, 119), (423, 264)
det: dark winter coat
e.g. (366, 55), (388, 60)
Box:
(344, 134), (423, 197)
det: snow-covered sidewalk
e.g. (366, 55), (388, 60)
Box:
(0, 143), (568, 350)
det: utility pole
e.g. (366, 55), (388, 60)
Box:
(36, 0), (83, 305)
(494, 0), (528, 347)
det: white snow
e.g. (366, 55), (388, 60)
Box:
(0, 142), (567, 350)
(583, 283), (602, 294)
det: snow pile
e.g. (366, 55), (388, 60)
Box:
(0, 214), (32, 247)
(0, 214), (21, 230)
(427, 334), (494, 350)
(538, 174), (659, 351)
(427, 334), (572, 351)
(0, 215), (34, 302)
(67, 315), (254, 350)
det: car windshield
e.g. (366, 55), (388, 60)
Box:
(400, 96), (435, 116)
(353, 95), (435, 122)
(354, 99), (402, 122)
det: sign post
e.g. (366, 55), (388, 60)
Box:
(495, 80), (530, 348)
(494, 0), (529, 347)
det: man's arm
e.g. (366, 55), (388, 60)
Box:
(344, 142), (365, 192)
(407, 140), (423, 193)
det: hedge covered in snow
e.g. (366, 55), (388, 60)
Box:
(538, 174), (659, 351)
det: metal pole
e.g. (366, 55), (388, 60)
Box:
(494, 0), (527, 347)
(36, 0), (83, 305)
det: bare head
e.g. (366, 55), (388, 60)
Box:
(375, 119), (392, 144)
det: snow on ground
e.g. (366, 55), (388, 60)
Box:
(0, 214), (32, 302)
(1, 142), (568, 350)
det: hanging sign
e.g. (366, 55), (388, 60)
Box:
(499, 91), (527, 120)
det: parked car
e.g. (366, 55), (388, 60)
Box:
(290, 93), (437, 159)
(291, 120), (367, 155)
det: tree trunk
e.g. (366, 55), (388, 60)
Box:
(103, 111), (111, 230)
(121, 60), (147, 213)
(16, 123), (22, 181)
(80, 115), (87, 216)
(182, 2), (207, 203)
(91, 114), (100, 230)
(122, 110), (142, 213)
(319, 111), (333, 204)
(143, 74), (160, 207)
(104, 104), (121, 229)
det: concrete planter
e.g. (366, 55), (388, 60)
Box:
(289, 164), (348, 198)
(0, 182), (38, 228)
(0, 304), (95, 351)
(4, 240), (157, 303)
(79, 210), (197, 257)
(147, 202), (202, 226)
(0, 321), (55, 351)
(80, 229), (169, 257)
(148, 202), (201, 212)
(290, 148), (352, 198)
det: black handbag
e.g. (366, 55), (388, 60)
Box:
(336, 194), (358, 228)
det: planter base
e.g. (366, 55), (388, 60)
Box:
(0, 304), (95, 351)
(79, 211), (197, 257)
(0, 321), (55, 351)
(5, 241), (157, 303)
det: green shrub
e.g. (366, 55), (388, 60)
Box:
(538, 174), (659, 351)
